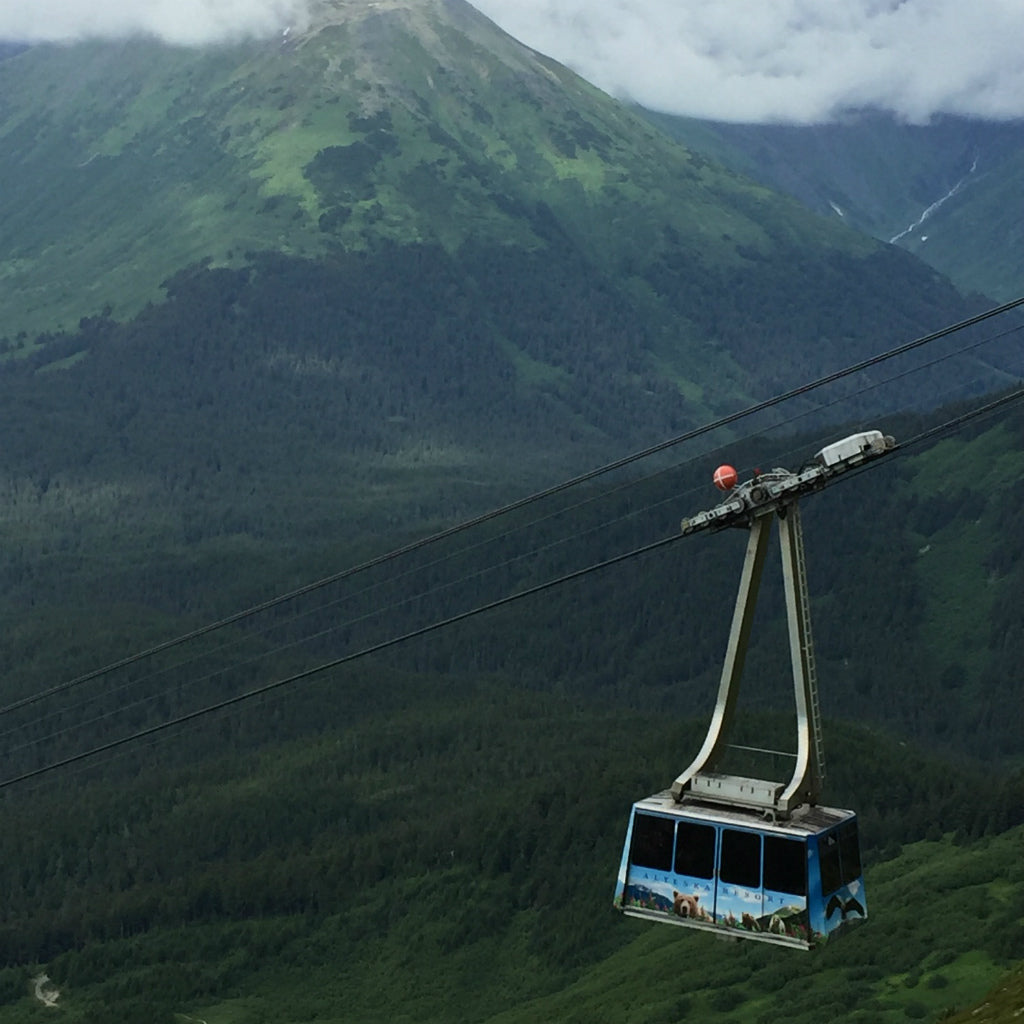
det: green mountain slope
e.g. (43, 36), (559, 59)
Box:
(0, 0), (978, 397)
(1, 0), (1008, 655)
(0, 0), (1007, 538)
(946, 964), (1024, 1024)
(2, 396), (1024, 1024)
(644, 110), (1024, 302)
(898, 145), (1024, 303)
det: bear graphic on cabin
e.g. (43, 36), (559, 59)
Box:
(672, 890), (709, 921)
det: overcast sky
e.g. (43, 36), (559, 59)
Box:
(0, 0), (306, 47)
(472, 0), (1024, 123)
(1, 0), (1021, 124)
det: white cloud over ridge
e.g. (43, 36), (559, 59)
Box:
(0, 0), (1020, 124)
(0, 0), (307, 46)
(471, 0), (1024, 124)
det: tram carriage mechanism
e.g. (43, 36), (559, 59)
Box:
(614, 430), (893, 950)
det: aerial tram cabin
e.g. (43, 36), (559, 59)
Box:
(614, 431), (892, 949)
(615, 793), (865, 949)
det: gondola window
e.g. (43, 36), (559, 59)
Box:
(630, 814), (675, 871)
(819, 832), (843, 894)
(838, 821), (862, 885)
(763, 835), (807, 896)
(673, 821), (716, 878)
(720, 829), (761, 888)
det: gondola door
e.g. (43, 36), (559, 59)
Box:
(761, 835), (810, 941)
(715, 827), (764, 929)
(669, 819), (717, 925)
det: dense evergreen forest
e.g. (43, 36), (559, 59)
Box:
(0, 270), (1022, 1019)
(0, 240), (997, 477)
(2, 263), (1022, 769)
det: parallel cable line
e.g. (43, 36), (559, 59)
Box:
(3, 295), (1022, 720)
(0, 534), (681, 789)
(5, 381), (1024, 792)
(895, 385), (1024, 452)
(10, 342), (1019, 758)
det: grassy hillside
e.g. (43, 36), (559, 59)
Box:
(1, 371), (1023, 1023)
(0, 2), (803, 337)
(644, 109), (1024, 303)
(0, 0), (968, 382)
(946, 964), (1024, 1024)
(898, 145), (1024, 303)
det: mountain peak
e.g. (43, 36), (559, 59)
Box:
(0, 0), (964, 378)
(294, 0), (489, 43)
(292, 0), (545, 78)
(306, 0), (443, 18)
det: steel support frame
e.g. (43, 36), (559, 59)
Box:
(671, 500), (824, 815)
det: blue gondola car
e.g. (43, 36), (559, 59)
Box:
(613, 792), (866, 949)
(614, 438), (893, 950)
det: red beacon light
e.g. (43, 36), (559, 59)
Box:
(713, 464), (738, 491)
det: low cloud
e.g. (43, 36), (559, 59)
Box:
(1, 0), (1021, 124)
(0, 0), (307, 46)
(470, 0), (1024, 124)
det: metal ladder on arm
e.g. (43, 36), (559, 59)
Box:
(788, 503), (826, 792)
